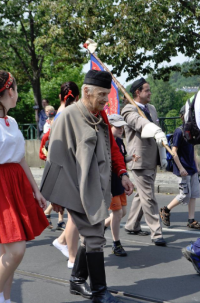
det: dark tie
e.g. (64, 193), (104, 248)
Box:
(142, 105), (153, 122)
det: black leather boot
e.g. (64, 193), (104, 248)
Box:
(70, 245), (92, 299)
(86, 252), (123, 303)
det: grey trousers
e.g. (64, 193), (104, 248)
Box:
(68, 209), (106, 252)
(125, 169), (162, 239)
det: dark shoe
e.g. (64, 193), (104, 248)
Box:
(182, 245), (200, 274)
(152, 238), (166, 246)
(160, 207), (170, 226)
(92, 289), (123, 303)
(70, 246), (92, 299)
(112, 245), (127, 257)
(56, 221), (66, 231)
(45, 214), (53, 229)
(70, 277), (92, 299)
(187, 220), (200, 230)
(125, 228), (150, 236)
(86, 252), (123, 302)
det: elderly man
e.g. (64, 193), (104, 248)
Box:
(122, 77), (167, 246)
(40, 70), (133, 303)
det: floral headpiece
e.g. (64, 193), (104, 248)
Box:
(0, 73), (14, 93)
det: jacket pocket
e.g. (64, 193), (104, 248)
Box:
(40, 161), (62, 199)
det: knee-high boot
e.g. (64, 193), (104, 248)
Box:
(86, 252), (123, 303)
(70, 245), (92, 299)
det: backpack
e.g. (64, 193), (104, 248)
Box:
(183, 94), (200, 145)
(166, 126), (183, 172)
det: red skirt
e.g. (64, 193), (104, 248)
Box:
(0, 163), (49, 243)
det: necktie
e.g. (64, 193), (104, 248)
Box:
(142, 105), (153, 122)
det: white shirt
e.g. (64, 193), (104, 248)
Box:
(43, 121), (51, 134)
(0, 116), (25, 164)
(195, 91), (200, 129)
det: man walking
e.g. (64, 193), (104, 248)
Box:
(122, 77), (167, 246)
(40, 70), (134, 302)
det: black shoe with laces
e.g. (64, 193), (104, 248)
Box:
(112, 244), (127, 257)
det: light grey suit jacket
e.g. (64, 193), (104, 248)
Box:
(121, 103), (159, 170)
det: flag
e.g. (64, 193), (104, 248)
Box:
(90, 54), (120, 115)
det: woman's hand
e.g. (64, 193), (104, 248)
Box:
(34, 191), (47, 210)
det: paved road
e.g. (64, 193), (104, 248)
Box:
(11, 191), (200, 303)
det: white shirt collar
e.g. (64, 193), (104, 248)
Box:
(134, 101), (145, 109)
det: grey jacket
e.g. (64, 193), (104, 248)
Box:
(121, 103), (159, 170)
(40, 101), (112, 225)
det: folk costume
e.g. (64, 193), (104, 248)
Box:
(0, 116), (49, 244)
(40, 70), (127, 302)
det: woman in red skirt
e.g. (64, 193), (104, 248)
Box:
(0, 70), (49, 303)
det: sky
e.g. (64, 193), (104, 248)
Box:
(82, 52), (190, 87)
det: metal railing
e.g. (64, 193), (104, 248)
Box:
(19, 117), (181, 140)
(159, 117), (181, 134)
(19, 123), (38, 140)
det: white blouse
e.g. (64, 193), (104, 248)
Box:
(0, 116), (25, 164)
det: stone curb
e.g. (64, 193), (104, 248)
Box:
(31, 167), (179, 195)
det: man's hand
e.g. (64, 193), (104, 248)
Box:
(121, 175), (134, 196)
(155, 131), (168, 147)
(51, 203), (64, 214)
(160, 158), (168, 169)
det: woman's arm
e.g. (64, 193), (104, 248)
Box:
(19, 157), (47, 209)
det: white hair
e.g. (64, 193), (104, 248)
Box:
(81, 84), (95, 97)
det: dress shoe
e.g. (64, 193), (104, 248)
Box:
(152, 238), (166, 246)
(70, 277), (92, 299)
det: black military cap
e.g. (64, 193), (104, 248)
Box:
(84, 70), (112, 89)
(130, 77), (147, 94)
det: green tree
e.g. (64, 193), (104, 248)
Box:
(8, 62), (85, 123)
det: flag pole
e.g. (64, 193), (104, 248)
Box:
(83, 41), (173, 156)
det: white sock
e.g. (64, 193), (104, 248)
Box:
(5, 300), (11, 303)
(0, 292), (5, 303)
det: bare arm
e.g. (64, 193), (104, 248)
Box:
(194, 151), (200, 172)
(172, 146), (188, 176)
(19, 157), (47, 209)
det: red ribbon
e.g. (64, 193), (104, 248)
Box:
(0, 73), (13, 93)
(64, 90), (74, 102)
(4, 116), (10, 126)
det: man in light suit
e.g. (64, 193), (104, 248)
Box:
(122, 78), (167, 246)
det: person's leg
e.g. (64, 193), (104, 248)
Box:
(52, 229), (69, 258)
(188, 198), (196, 219)
(110, 209), (123, 241)
(129, 169), (162, 240)
(0, 241), (26, 301)
(44, 203), (53, 229)
(65, 213), (79, 265)
(44, 204), (53, 215)
(58, 210), (65, 223)
(104, 213), (112, 228)
(56, 209), (66, 231)
(69, 210), (121, 302)
(160, 176), (187, 226)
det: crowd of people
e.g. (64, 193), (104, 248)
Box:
(0, 69), (200, 303)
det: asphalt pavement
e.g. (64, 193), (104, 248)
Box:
(9, 169), (200, 303)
